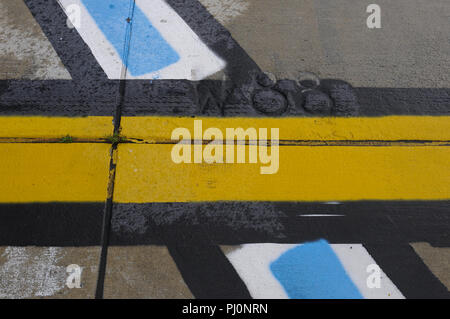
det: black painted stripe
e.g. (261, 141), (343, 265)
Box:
(166, 0), (261, 84)
(24, 0), (108, 81)
(2, 82), (449, 117)
(0, 201), (448, 247)
(1, 201), (448, 298)
(168, 245), (252, 299)
(363, 244), (450, 299)
(0, 203), (104, 246)
(355, 88), (450, 116)
(109, 201), (450, 247)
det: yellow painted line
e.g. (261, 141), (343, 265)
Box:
(0, 116), (113, 139)
(1, 116), (447, 141)
(114, 144), (450, 203)
(0, 144), (111, 203)
(120, 116), (450, 141)
(1, 116), (447, 203)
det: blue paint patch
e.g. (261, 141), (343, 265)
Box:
(270, 240), (363, 299)
(81, 0), (180, 76)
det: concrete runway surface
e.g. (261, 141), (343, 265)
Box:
(0, 0), (448, 299)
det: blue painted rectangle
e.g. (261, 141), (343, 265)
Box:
(81, 0), (180, 76)
(270, 240), (363, 299)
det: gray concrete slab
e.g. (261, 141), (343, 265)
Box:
(411, 242), (450, 290)
(103, 246), (193, 299)
(0, 0), (70, 79)
(200, 0), (450, 87)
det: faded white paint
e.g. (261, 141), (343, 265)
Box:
(199, 0), (250, 25)
(0, 247), (66, 299)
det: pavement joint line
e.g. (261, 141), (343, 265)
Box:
(95, 143), (118, 299)
(0, 137), (448, 146)
(95, 0), (136, 299)
(121, 138), (450, 147)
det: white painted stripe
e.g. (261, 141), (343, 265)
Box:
(58, 0), (123, 80)
(135, 0), (225, 80)
(59, 0), (125, 79)
(332, 244), (405, 299)
(58, 0), (225, 80)
(225, 244), (294, 299)
(298, 214), (345, 217)
(225, 243), (405, 299)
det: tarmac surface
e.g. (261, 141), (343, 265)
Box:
(0, 0), (449, 299)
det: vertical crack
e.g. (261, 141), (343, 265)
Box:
(95, 0), (136, 299)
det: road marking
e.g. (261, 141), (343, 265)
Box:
(0, 144), (110, 203)
(298, 214), (345, 217)
(120, 116), (450, 142)
(58, 0), (225, 80)
(0, 116), (447, 203)
(333, 244), (404, 299)
(114, 144), (450, 203)
(81, 0), (179, 76)
(270, 241), (363, 299)
(0, 115), (448, 141)
(0, 116), (112, 139)
(224, 241), (404, 299)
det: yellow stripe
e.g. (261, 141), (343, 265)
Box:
(114, 144), (450, 203)
(0, 116), (113, 139)
(120, 116), (450, 142)
(0, 116), (447, 203)
(1, 116), (447, 141)
(0, 144), (110, 203)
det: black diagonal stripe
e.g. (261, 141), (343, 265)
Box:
(166, 0), (261, 84)
(168, 244), (252, 299)
(25, 0), (260, 84)
(24, 0), (108, 81)
(363, 243), (450, 299)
